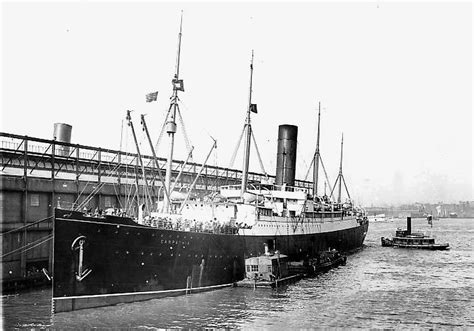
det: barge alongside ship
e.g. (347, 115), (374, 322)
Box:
(52, 17), (369, 313)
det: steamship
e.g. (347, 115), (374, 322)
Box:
(52, 18), (369, 313)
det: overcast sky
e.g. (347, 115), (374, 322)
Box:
(2, 1), (472, 206)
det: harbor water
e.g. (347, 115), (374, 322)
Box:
(2, 218), (473, 329)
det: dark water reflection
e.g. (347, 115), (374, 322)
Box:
(3, 218), (474, 329)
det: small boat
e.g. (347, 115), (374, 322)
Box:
(369, 214), (387, 222)
(311, 249), (347, 273)
(287, 249), (347, 276)
(235, 246), (303, 288)
(381, 217), (449, 250)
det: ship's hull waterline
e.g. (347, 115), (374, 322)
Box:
(52, 209), (368, 312)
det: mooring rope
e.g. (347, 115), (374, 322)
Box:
(0, 216), (52, 237)
(1, 234), (53, 259)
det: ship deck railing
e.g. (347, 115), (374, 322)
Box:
(221, 183), (309, 194)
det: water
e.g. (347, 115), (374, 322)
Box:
(2, 218), (474, 329)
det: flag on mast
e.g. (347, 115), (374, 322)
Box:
(250, 103), (258, 113)
(146, 91), (159, 102)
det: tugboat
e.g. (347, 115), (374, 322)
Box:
(381, 217), (449, 250)
(235, 244), (303, 288)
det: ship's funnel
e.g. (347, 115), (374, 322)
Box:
(407, 217), (412, 235)
(275, 125), (298, 186)
(53, 123), (72, 156)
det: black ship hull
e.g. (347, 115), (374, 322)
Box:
(53, 209), (368, 312)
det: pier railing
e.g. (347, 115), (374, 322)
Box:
(0, 132), (313, 191)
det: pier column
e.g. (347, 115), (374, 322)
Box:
(21, 137), (28, 277)
(117, 151), (122, 209)
(50, 141), (56, 274)
(204, 165), (208, 192)
(97, 149), (102, 210)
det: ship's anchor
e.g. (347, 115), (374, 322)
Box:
(71, 235), (92, 282)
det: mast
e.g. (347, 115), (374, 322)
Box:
(240, 50), (254, 196)
(140, 114), (171, 209)
(313, 102), (321, 198)
(163, 12), (184, 213)
(330, 132), (351, 204)
(126, 110), (151, 215)
(337, 133), (344, 203)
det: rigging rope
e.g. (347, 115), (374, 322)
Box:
(154, 105), (171, 153)
(319, 156), (333, 200)
(176, 101), (194, 159)
(138, 128), (153, 214)
(229, 124), (246, 169)
(342, 175), (352, 201)
(302, 146), (333, 199)
(251, 130), (267, 176)
(303, 154), (314, 182)
(0, 216), (52, 237)
(2, 235), (53, 259)
(75, 161), (123, 211)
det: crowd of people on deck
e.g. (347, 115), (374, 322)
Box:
(143, 217), (252, 234)
(144, 217), (251, 234)
(81, 205), (252, 234)
(82, 207), (127, 218)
